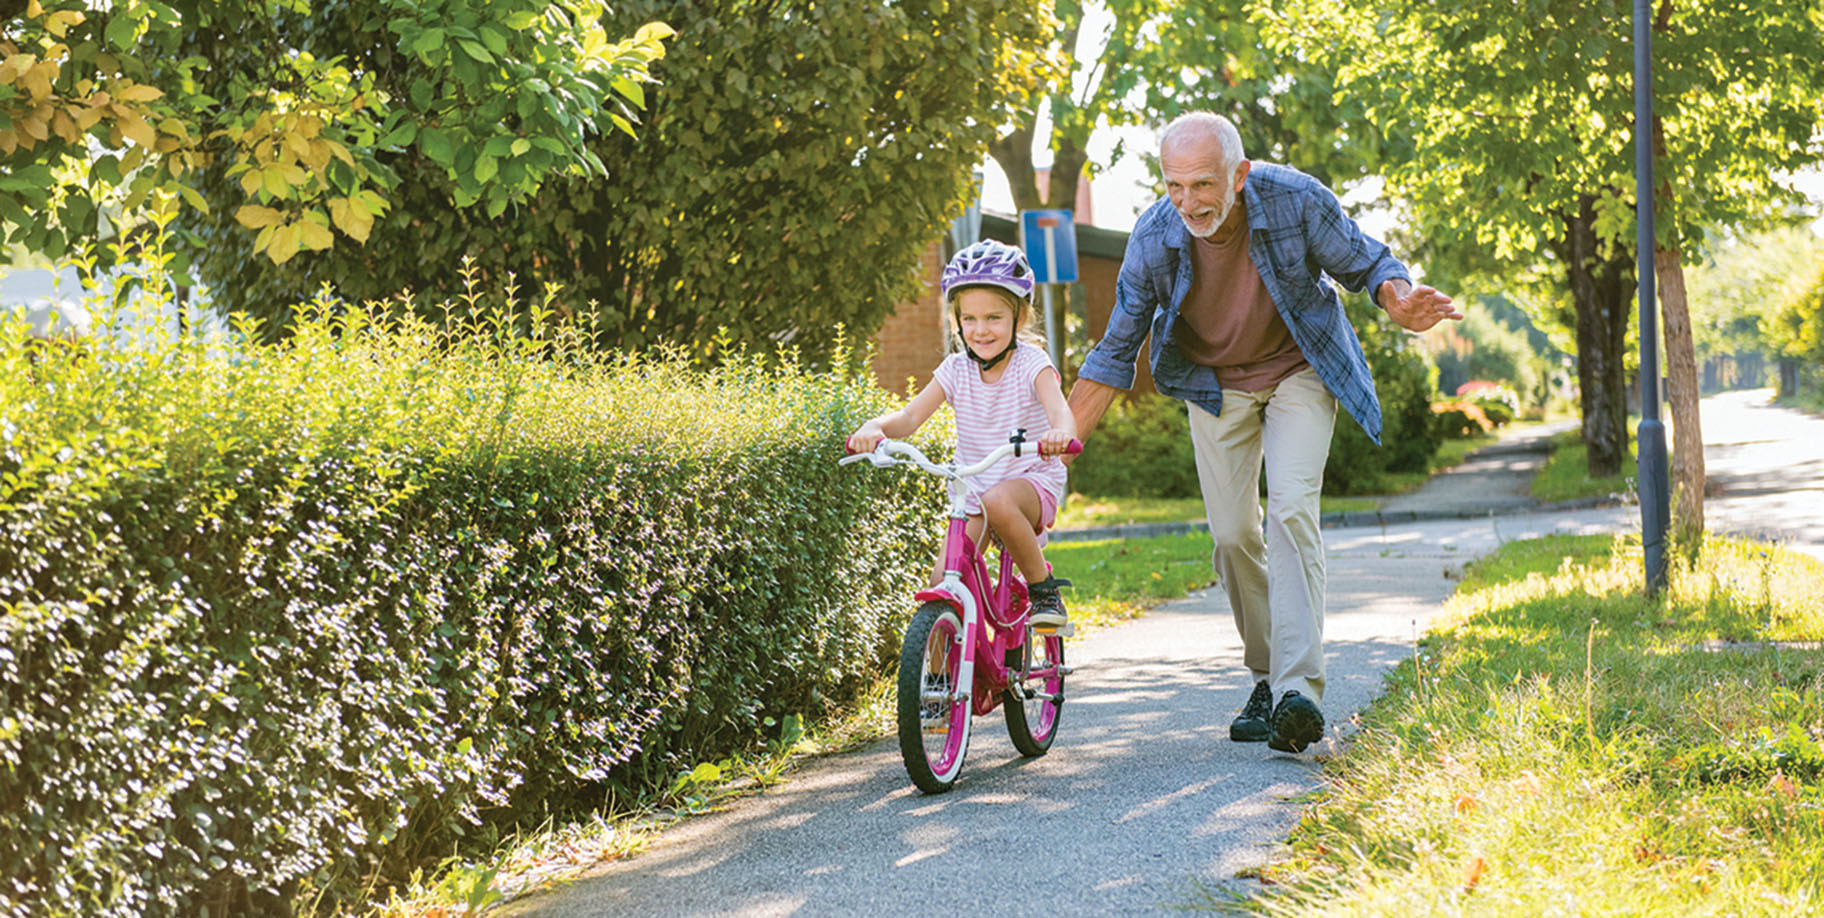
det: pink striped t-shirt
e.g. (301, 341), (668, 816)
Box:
(932, 341), (1069, 516)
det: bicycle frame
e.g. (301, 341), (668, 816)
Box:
(913, 491), (1036, 717)
(844, 437), (1069, 718)
(843, 434), (1077, 792)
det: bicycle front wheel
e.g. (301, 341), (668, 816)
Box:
(1004, 626), (1065, 756)
(897, 602), (970, 794)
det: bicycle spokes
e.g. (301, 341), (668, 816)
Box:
(897, 603), (972, 794)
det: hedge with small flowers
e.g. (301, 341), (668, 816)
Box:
(0, 289), (943, 916)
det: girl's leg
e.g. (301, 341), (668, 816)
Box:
(980, 479), (1047, 582)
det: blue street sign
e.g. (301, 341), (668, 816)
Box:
(1020, 209), (1078, 284)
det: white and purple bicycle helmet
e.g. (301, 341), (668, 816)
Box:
(942, 240), (1034, 369)
(941, 240), (1035, 302)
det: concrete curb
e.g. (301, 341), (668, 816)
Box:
(1049, 495), (1629, 543)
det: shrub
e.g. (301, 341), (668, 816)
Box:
(0, 280), (943, 915)
(1459, 380), (1519, 426)
(1433, 400), (1495, 438)
(1324, 340), (1442, 496)
(1066, 395), (1200, 499)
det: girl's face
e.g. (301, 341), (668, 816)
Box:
(954, 289), (1018, 360)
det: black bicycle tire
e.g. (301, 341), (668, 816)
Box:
(896, 602), (968, 794)
(1003, 627), (1064, 756)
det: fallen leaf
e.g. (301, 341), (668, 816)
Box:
(1511, 771), (1543, 795)
(1768, 771), (1799, 801)
(1455, 794), (1479, 814)
(1463, 855), (1485, 889)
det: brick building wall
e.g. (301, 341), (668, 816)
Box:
(870, 240), (948, 395)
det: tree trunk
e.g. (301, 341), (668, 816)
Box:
(1647, 90), (1705, 539)
(1048, 130), (1090, 213)
(989, 121), (1043, 213)
(988, 8), (1082, 216)
(1655, 245), (1705, 537)
(1555, 195), (1632, 479)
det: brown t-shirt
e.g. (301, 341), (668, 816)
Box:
(1173, 196), (1310, 392)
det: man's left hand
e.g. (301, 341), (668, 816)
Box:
(1380, 280), (1462, 332)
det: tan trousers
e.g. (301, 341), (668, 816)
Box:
(1185, 368), (1336, 704)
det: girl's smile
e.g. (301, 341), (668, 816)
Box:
(954, 288), (1016, 362)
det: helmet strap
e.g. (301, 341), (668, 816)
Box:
(960, 334), (1017, 371)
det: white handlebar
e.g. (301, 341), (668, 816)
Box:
(838, 438), (1030, 480)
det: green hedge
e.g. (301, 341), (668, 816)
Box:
(0, 296), (942, 915)
(1066, 395), (1200, 499)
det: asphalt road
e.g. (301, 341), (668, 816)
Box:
(507, 391), (1821, 917)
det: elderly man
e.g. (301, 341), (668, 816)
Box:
(1067, 112), (1460, 753)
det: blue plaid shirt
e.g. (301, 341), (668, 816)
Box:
(1078, 162), (1410, 444)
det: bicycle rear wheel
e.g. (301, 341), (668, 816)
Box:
(1003, 626), (1065, 756)
(897, 602), (970, 794)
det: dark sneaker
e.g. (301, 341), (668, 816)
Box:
(1268, 691), (1325, 753)
(1229, 681), (1273, 742)
(1026, 576), (1073, 634)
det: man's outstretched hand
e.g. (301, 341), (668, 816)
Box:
(1380, 279), (1462, 332)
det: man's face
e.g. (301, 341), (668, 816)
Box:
(1162, 138), (1244, 238)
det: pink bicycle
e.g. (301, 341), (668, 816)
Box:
(841, 432), (1081, 794)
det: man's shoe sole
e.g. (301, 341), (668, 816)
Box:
(1229, 718), (1270, 743)
(1268, 700), (1324, 753)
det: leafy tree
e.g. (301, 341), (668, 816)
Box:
(186, 0), (1055, 352)
(1686, 224), (1824, 383)
(1762, 243), (1824, 393)
(0, 0), (669, 274)
(1265, 0), (1824, 534)
(992, 0), (1381, 216)
(1421, 301), (1563, 409)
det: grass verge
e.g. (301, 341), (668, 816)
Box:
(1210, 533), (1824, 915)
(1055, 495), (1381, 530)
(394, 530), (1218, 915)
(1532, 429), (1637, 503)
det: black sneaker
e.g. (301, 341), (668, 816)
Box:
(1229, 681), (1273, 742)
(1268, 691), (1325, 753)
(1026, 576), (1072, 633)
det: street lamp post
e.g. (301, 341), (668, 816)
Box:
(1635, 0), (1671, 594)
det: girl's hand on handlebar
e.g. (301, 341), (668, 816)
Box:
(1038, 430), (1081, 459)
(846, 423), (886, 455)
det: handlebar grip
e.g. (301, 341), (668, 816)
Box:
(1065, 438), (1084, 456)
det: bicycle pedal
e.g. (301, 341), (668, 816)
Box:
(1032, 623), (1075, 637)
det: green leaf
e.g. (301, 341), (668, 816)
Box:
(479, 25), (508, 57)
(414, 27), (445, 57)
(459, 40), (492, 64)
(474, 154), (498, 184)
(409, 78), (434, 111)
(420, 128), (452, 166)
(105, 8), (139, 50)
(381, 121), (418, 147)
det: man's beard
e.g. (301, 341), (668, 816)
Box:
(1179, 186), (1237, 239)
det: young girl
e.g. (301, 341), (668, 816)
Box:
(848, 240), (1077, 628)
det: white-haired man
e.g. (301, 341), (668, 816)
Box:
(1067, 112), (1461, 752)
